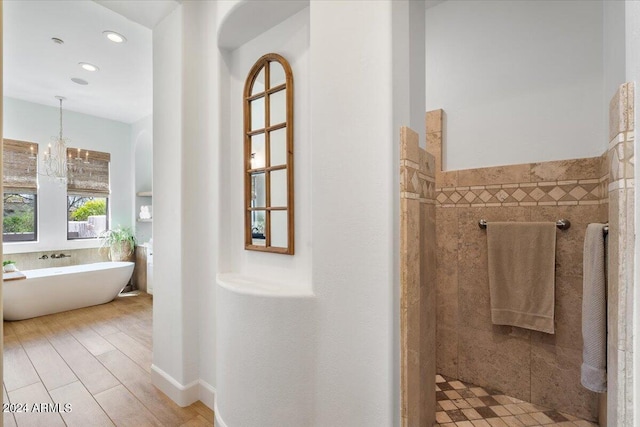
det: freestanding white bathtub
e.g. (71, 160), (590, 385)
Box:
(3, 261), (134, 321)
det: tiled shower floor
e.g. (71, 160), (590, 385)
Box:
(435, 375), (598, 427)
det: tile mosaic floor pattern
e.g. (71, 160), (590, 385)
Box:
(435, 375), (598, 427)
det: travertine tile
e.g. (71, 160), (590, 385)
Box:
(500, 415), (525, 426)
(438, 170), (459, 188)
(436, 208), (459, 327)
(437, 326), (459, 378)
(421, 203), (437, 426)
(530, 275), (583, 351)
(427, 131), (442, 170)
(426, 109), (443, 134)
(458, 327), (531, 402)
(530, 343), (598, 421)
(627, 82), (635, 132)
(457, 164), (531, 187)
(625, 139), (634, 178)
(400, 129), (435, 427)
(600, 151), (609, 179)
(2, 248), (108, 273)
(530, 157), (602, 183)
(530, 204), (602, 278)
(401, 127), (420, 162)
(609, 83), (628, 141)
(422, 149), (437, 179)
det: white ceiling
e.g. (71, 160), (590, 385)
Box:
(4, 0), (178, 124)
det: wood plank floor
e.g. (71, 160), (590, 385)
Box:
(3, 293), (214, 427)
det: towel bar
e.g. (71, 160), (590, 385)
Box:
(478, 219), (571, 230)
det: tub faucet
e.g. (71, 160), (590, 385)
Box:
(39, 254), (48, 260)
(51, 253), (71, 259)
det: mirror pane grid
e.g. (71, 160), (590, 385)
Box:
(270, 169), (288, 207)
(269, 127), (287, 166)
(270, 61), (286, 88)
(269, 89), (286, 126)
(270, 210), (288, 248)
(251, 67), (265, 96)
(243, 53), (293, 254)
(250, 97), (265, 131)
(250, 133), (266, 169)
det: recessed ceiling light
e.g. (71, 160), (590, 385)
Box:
(51, 37), (64, 45)
(79, 62), (99, 72)
(103, 31), (126, 44)
(71, 78), (89, 85)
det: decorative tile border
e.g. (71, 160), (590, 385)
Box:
(436, 177), (607, 208)
(401, 160), (436, 204)
(608, 83), (635, 191)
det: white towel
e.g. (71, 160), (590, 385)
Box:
(581, 223), (607, 393)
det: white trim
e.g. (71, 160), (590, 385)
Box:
(150, 364), (199, 407)
(198, 379), (216, 410)
(150, 364), (217, 409)
(214, 400), (229, 427)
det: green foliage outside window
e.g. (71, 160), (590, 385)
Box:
(3, 211), (34, 233)
(70, 199), (107, 221)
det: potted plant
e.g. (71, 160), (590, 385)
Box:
(100, 226), (137, 262)
(3, 260), (17, 273)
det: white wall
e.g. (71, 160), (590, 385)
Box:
(183, 0), (219, 404)
(153, 2), (416, 425)
(151, 4), (189, 393)
(224, 7), (311, 288)
(604, 1), (626, 103)
(310, 1), (402, 425)
(151, 1), (219, 407)
(3, 96), (133, 254)
(425, 0), (605, 170)
(132, 114), (152, 243)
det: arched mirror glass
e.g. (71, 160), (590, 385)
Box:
(244, 53), (294, 254)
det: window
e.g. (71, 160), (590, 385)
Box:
(243, 53), (294, 254)
(67, 148), (110, 239)
(67, 196), (108, 239)
(3, 139), (38, 242)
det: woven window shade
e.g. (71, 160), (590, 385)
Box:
(3, 139), (38, 193)
(67, 148), (111, 196)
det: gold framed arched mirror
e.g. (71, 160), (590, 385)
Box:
(243, 53), (294, 254)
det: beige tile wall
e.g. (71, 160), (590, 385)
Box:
(606, 82), (635, 427)
(400, 127), (436, 427)
(4, 248), (109, 271)
(428, 109), (608, 421)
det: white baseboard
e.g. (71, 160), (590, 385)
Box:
(151, 364), (215, 408)
(198, 379), (216, 410)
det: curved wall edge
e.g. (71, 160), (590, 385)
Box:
(214, 401), (229, 427)
(215, 281), (316, 426)
(217, 0), (308, 50)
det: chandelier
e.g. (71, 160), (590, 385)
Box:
(42, 96), (69, 183)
